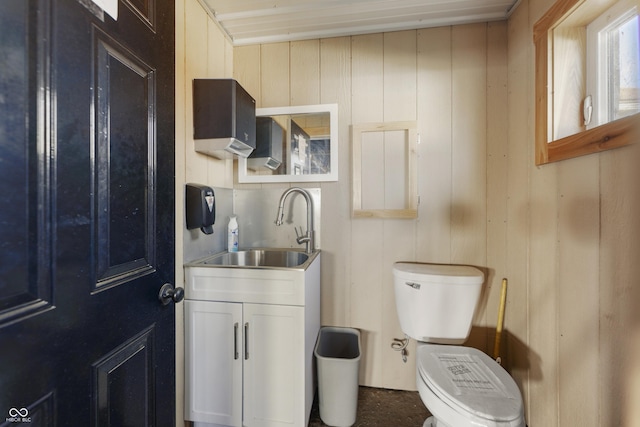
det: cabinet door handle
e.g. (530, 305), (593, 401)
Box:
(244, 322), (249, 360)
(234, 322), (239, 360)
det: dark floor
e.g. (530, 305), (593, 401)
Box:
(308, 386), (431, 427)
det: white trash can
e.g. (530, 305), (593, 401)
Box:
(314, 327), (361, 427)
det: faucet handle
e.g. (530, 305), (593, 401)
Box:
(295, 226), (309, 244)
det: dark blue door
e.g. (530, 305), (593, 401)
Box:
(0, 0), (176, 425)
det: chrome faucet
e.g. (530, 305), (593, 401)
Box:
(275, 187), (315, 254)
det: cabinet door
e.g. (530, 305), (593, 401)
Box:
(243, 303), (305, 427)
(185, 300), (243, 425)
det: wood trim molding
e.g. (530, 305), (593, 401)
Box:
(351, 121), (418, 219)
(533, 0), (638, 166)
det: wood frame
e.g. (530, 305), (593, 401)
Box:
(533, 0), (639, 165)
(351, 121), (418, 219)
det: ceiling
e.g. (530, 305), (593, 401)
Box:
(201, 0), (520, 46)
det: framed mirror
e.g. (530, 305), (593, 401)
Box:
(534, 0), (639, 165)
(238, 104), (338, 183)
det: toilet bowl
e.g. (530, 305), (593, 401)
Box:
(392, 262), (526, 427)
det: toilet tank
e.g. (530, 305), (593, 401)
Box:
(393, 262), (484, 344)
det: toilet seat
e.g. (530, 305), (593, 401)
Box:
(417, 344), (525, 427)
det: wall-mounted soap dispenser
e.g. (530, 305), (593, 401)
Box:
(192, 79), (256, 159)
(247, 116), (284, 171)
(185, 184), (215, 235)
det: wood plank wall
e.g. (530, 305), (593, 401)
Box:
(233, 24), (509, 391)
(176, 0), (640, 425)
(175, 1), (235, 425)
(509, 1), (640, 426)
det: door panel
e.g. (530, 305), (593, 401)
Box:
(0, 0), (175, 425)
(92, 327), (156, 426)
(93, 26), (157, 290)
(0, 0), (53, 328)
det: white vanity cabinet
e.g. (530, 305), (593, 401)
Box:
(184, 251), (320, 427)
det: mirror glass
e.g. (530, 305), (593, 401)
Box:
(238, 104), (338, 183)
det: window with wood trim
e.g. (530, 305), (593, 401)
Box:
(534, 0), (640, 165)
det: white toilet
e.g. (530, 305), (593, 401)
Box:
(393, 262), (526, 427)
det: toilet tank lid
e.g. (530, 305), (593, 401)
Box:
(393, 262), (484, 285)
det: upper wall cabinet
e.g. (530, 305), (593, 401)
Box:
(534, 0), (640, 165)
(238, 104), (338, 183)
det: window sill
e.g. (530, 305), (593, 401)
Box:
(536, 114), (640, 165)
